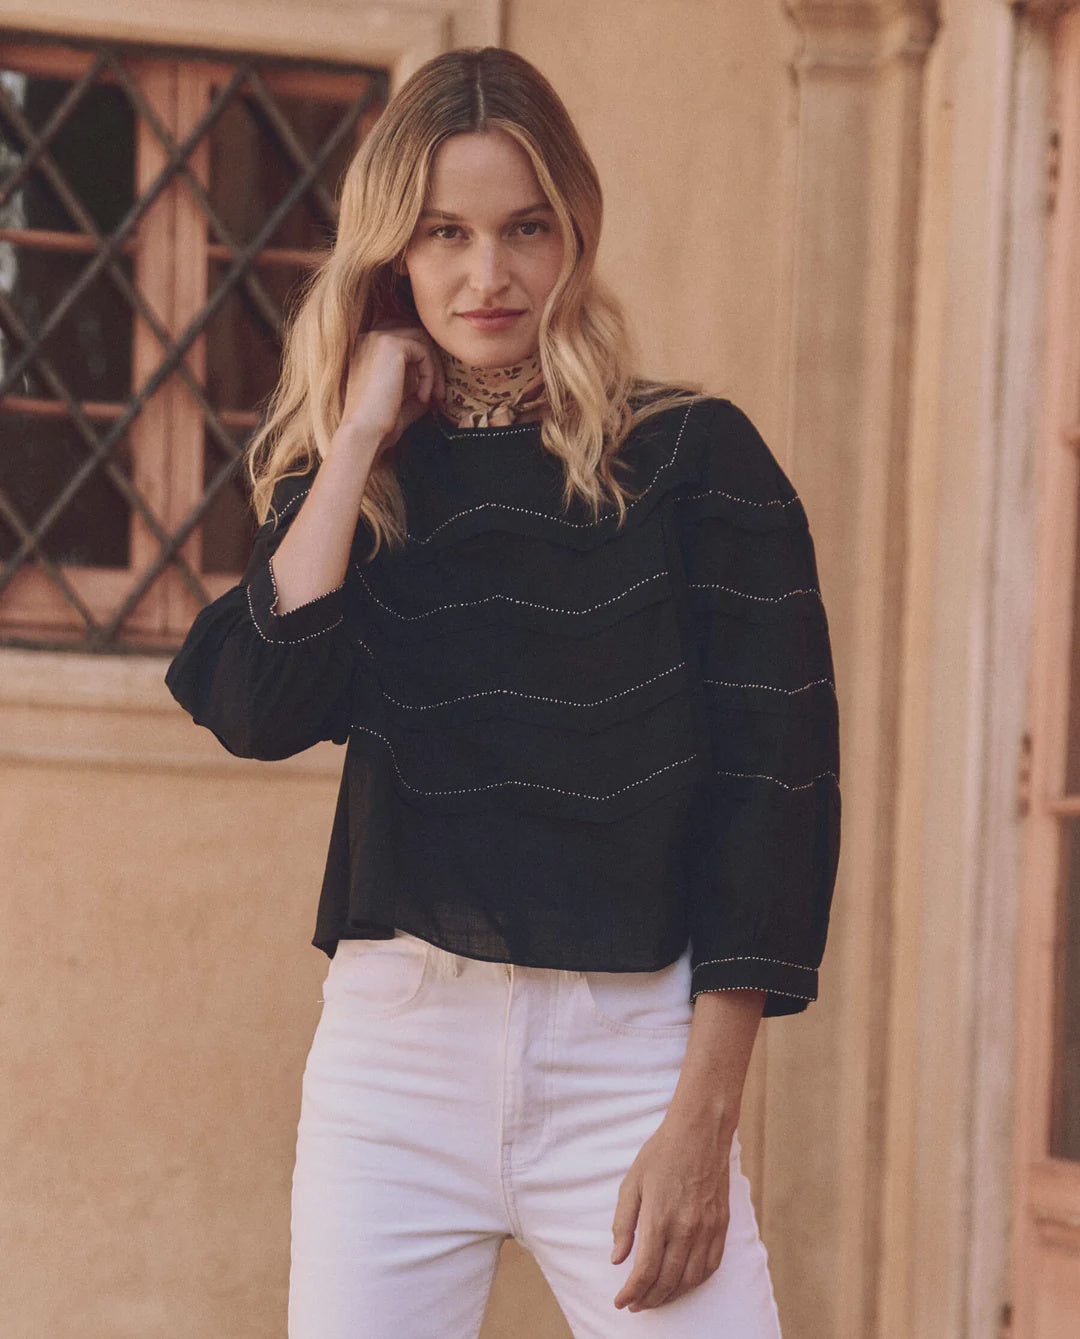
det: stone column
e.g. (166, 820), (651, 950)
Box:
(768, 5), (938, 1337)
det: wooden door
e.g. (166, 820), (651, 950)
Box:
(1012, 9), (1080, 1335)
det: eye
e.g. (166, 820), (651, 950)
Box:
(516, 220), (548, 237)
(429, 224), (462, 240)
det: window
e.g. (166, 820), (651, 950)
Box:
(0, 31), (387, 651)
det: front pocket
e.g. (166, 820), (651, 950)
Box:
(322, 933), (432, 1016)
(581, 950), (693, 1036)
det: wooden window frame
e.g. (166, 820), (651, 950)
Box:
(0, 0), (499, 654)
(1012, 5), (1080, 1334)
(1, 36), (387, 649)
(0, 0), (499, 84)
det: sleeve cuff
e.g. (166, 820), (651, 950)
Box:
(690, 954), (819, 1015)
(245, 553), (345, 644)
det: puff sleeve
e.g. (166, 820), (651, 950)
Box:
(164, 462), (355, 760)
(675, 400), (842, 1016)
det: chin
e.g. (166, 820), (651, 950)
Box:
(442, 326), (540, 369)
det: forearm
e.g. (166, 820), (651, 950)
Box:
(666, 988), (767, 1132)
(270, 428), (380, 615)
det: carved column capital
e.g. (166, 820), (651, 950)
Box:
(784, 0), (937, 24)
(1011, 0), (1080, 22)
(783, 0), (939, 68)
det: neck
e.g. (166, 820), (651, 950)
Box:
(437, 346), (547, 429)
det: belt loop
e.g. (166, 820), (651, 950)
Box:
(432, 947), (465, 980)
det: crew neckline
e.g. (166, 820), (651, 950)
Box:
(432, 408), (545, 440)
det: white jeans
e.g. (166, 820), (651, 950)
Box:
(288, 930), (783, 1338)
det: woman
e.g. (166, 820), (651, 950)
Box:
(165, 45), (840, 1339)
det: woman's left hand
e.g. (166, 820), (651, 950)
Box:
(610, 1112), (733, 1312)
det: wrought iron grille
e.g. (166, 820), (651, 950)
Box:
(0, 30), (388, 652)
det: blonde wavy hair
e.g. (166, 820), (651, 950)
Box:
(245, 46), (710, 555)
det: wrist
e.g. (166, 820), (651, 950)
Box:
(666, 1090), (741, 1137)
(330, 420), (389, 460)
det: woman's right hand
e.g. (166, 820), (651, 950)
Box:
(336, 321), (447, 460)
(270, 322), (446, 617)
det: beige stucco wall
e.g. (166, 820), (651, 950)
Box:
(0, 4), (800, 1333)
(1, 5), (807, 1337)
(1, 0), (1055, 1335)
(2, 760), (336, 1333)
(505, 0), (798, 420)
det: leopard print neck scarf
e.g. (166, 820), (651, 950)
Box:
(437, 347), (547, 428)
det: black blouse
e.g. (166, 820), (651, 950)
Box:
(164, 395), (841, 1017)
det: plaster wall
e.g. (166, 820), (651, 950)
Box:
(506, 0), (799, 429)
(0, 5), (802, 1336)
(2, 760), (338, 1333)
(0, 0), (1045, 1335)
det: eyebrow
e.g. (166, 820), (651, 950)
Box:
(419, 202), (556, 220)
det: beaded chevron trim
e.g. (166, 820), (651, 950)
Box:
(405, 403), (695, 544)
(352, 564), (667, 621)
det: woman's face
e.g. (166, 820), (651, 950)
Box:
(401, 129), (566, 368)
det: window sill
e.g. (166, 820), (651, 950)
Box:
(0, 0), (501, 79)
(0, 646), (344, 775)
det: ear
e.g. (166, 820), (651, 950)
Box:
(392, 253), (408, 277)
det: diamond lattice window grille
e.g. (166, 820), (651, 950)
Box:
(0, 29), (388, 652)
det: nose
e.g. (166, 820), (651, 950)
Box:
(468, 236), (511, 299)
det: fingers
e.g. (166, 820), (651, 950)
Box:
(412, 355), (433, 405)
(638, 1235), (711, 1312)
(359, 323), (446, 395)
(420, 326), (446, 403)
(610, 1172), (640, 1269)
(706, 1226), (727, 1275)
(402, 325), (446, 405)
(414, 333), (446, 407)
(399, 333), (447, 408)
(614, 1224), (691, 1313)
(612, 1213), (729, 1312)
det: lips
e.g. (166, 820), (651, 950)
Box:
(459, 309), (524, 318)
(458, 309), (526, 331)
